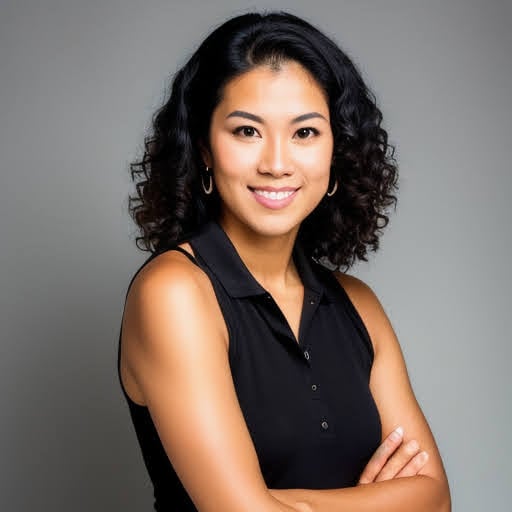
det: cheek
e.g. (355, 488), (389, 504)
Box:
(298, 144), (333, 182)
(210, 133), (259, 178)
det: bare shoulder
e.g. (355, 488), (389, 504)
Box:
(333, 271), (373, 298)
(124, 241), (228, 348)
(120, 243), (229, 404)
(333, 271), (390, 354)
(130, 242), (203, 296)
(125, 245), (208, 326)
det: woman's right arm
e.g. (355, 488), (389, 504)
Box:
(121, 252), (306, 512)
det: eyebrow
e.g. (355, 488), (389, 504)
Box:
(226, 110), (328, 124)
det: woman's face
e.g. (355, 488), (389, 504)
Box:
(203, 60), (334, 239)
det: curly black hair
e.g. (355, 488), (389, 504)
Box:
(128, 11), (398, 270)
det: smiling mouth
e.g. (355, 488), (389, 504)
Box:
(247, 186), (300, 210)
(252, 189), (295, 200)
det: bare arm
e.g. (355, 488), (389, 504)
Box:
(121, 251), (304, 512)
(270, 273), (451, 512)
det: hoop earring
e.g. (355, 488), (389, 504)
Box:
(201, 166), (213, 195)
(326, 179), (338, 197)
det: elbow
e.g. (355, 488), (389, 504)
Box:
(440, 490), (452, 512)
(439, 496), (451, 512)
(416, 473), (451, 512)
(434, 476), (452, 512)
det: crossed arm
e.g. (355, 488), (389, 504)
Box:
(120, 252), (451, 512)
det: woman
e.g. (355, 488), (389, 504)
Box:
(118, 11), (450, 512)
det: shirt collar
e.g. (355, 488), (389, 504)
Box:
(189, 220), (328, 301)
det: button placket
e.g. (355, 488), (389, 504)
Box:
(299, 292), (334, 438)
(307, 381), (335, 437)
(299, 291), (320, 350)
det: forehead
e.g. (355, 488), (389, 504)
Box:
(218, 61), (329, 114)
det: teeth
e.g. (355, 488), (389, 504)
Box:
(253, 189), (294, 200)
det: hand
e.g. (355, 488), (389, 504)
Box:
(358, 426), (429, 484)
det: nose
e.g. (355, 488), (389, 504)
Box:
(258, 136), (292, 177)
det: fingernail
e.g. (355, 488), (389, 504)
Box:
(390, 426), (403, 441)
(420, 451), (429, 462)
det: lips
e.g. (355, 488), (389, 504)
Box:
(248, 186), (300, 210)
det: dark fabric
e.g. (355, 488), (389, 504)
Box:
(117, 220), (382, 511)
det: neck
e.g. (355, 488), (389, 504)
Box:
(217, 216), (302, 293)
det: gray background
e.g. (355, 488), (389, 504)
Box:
(1, 0), (510, 510)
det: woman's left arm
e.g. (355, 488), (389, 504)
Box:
(270, 273), (451, 512)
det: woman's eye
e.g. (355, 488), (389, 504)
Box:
(234, 126), (259, 137)
(295, 127), (319, 139)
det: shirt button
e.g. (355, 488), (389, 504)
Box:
(321, 421), (329, 430)
(304, 350), (310, 360)
(311, 384), (317, 391)
(309, 299), (315, 305)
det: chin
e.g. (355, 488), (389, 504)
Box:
(219, 201), (319, 240)
(240, 214), (304, 239)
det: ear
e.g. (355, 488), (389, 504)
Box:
(198, 139), (213, 168)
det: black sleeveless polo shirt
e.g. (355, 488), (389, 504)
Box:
(117, 220), (382, 511)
